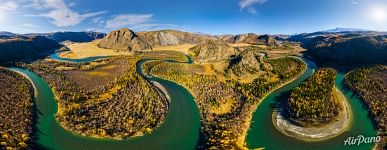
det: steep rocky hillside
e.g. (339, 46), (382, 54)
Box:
(138, 30), (215, 46)
(189, 40), (237, 63)
(220, 33), (278, 46)
(0, 35), (61, 64)
(98, 28), (152, 51)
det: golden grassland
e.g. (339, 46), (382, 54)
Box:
(210, 95), (236, 115)
(229, 43), (252, 47)
(60, 40), (132, 59)
(152, 44), (196, 55)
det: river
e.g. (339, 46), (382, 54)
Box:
(245, 58), (377, 150)
(9, 54), (378, 150)
(10, 55), (201, 150)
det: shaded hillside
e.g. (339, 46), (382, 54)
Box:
(98, 28), (152, 51)
(310, 35), (387, 65)
(290, 32), (387, 65)
(345, 65), (387, 149)
(189, 40), (237, 63)
(45, 32), (105, 42)
(220, 33), (278, 46)
(345, 65), (387, 134)
(138, 30), (215, 46)
(0, 35), (61, 64)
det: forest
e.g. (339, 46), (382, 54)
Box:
(236, 57), (306, 103)
(147, 56), (306, 149)
(285, 68), (341, 127)
(345, 65), (386, 148)
(16, 51), (193, 139)
(0, 67), (34, 149)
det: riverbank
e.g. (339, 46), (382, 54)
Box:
(238, 57), (309, 148)
(272, 86), (352, 141)
(151, 80), (171, 101)
(10, 69), (38, 97)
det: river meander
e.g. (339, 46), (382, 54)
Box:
(9, 54), (377, 150)
(10, 56), (201, 150)
(245, 58), (377, 150)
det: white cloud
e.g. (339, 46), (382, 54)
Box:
(239, 0), (267, 14)
(105, 14), (153, 29)
(0, 1), (18, 11)
(352, 1), (358, 5)
(28, 0), (106, 27)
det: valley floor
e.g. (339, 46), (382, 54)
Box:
(59, 41), (132, 59)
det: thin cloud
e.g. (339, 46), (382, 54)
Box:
(29, 0), (106, 27)
(239, 0), (267, 14)
(105, 14), (153, 29)
(19, 23), (42, 29)
(91, 17), (103, 23)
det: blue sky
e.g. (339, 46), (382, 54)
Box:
(0, 0), (386, 34)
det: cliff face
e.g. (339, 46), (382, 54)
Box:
(98, 28), (152, 51)
(189, 40), (237, 63)
(0, 35), (61, 63)
(138, 30), (216, 46)
(220, 33), (278, 46)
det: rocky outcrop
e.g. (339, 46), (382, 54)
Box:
(189, 40), (238, 63)
(220, 33), (278, 46)
(98, 28), (152, 51)
(138, 30), (215, 46)
(227, 51), (268, 76)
